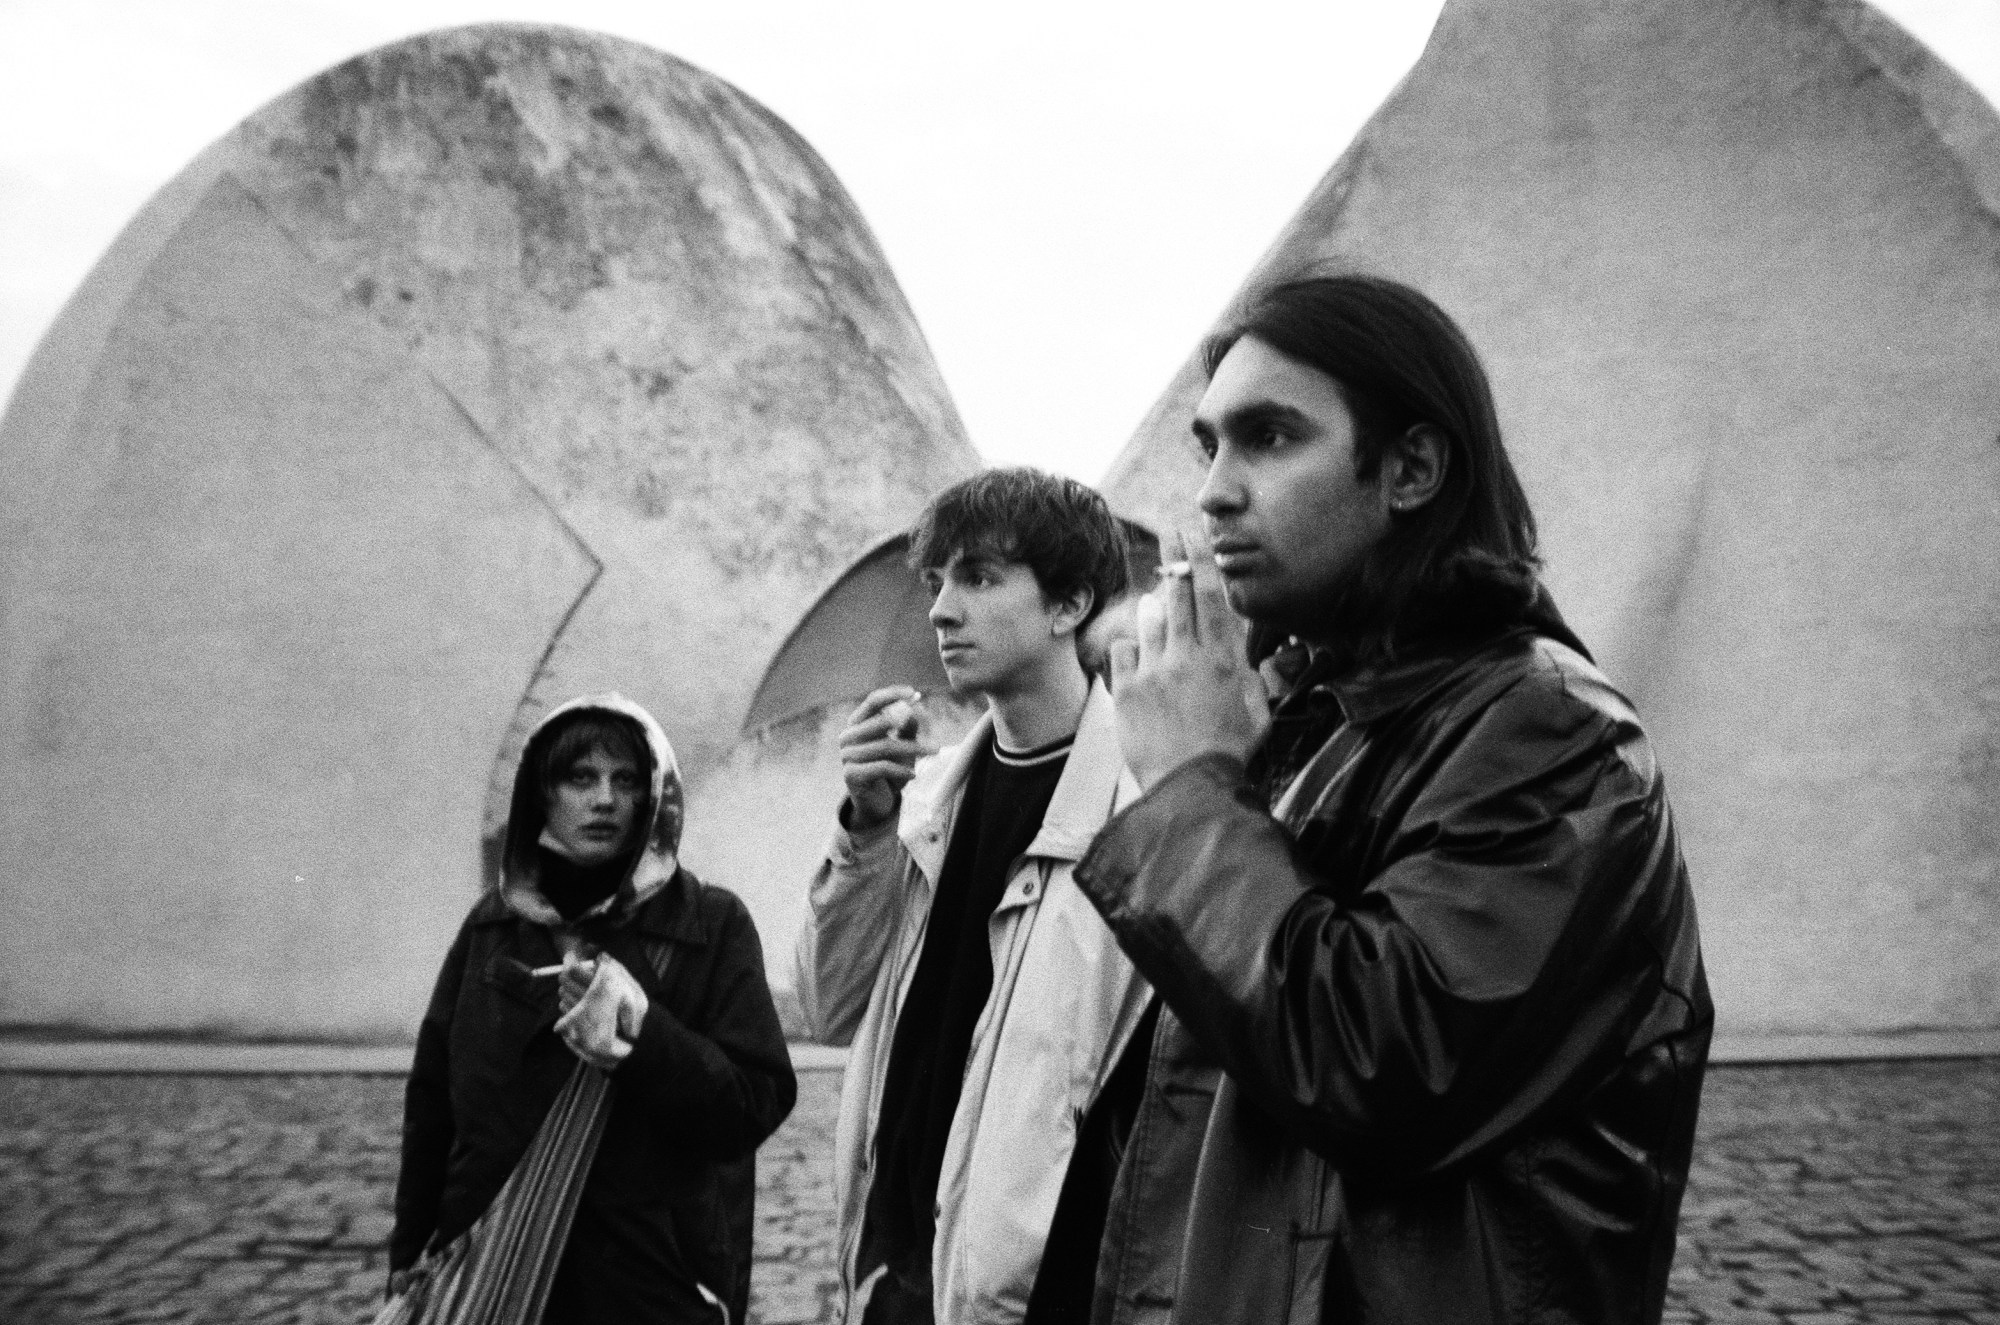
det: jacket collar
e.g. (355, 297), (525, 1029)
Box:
(1021, 680), (1130, 863)
(899, 678), (1131, 879)
(468, 864), (709, 946)
(1313, 585), (1588, 725)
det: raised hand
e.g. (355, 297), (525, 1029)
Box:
(554, 954), (647, 1071)
(839, 686), (936, 830)
(1107, 531), (1271, 790)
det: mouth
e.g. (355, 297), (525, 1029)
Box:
(937, 640), (973, 659)
(1206, 539), (1262, 576)
(579, 823), (622, 838)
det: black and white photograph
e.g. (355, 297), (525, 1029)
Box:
(2, 1), (1998, 1322)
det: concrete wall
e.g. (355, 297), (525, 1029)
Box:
(0, 26), (977, 1038)
(1100, 0), (2000, 1043)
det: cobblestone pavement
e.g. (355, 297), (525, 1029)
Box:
(0, 1059), (1994, 1324)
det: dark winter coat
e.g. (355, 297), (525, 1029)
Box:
(1076, 611), (1712, 1325)
(390, 695), (796, 1324)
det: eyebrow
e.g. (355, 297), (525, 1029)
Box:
(1225, 400), (1316, 434)
(919, 552), (1004, 582)
(1192, 398), (1317, 445)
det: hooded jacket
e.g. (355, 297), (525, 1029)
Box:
(1075, 604), (1712, 1325)
(391, 694), (796, 1325)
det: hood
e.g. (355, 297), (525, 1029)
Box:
(496, 692), (684, 926)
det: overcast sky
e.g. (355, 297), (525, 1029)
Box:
(2, 1), (1996, 480)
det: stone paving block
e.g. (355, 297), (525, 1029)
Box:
(0, 1061), (1994, 1324)
(1702, 1307), (1788, 1325)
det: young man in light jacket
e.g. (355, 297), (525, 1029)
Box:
(796, 468), (1153, 1325)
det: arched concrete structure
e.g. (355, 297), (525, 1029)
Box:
(1101, 0), (2000, 1045)
(0, 26), (976, 1038)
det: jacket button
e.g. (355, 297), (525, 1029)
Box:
(1022, 881), (1035, 896)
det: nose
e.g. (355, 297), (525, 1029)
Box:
(928, 581), (963, 628)
(1197, 442), (1248, 519)
(588, 775), (618, 808)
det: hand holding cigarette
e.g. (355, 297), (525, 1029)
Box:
(1106, 531), (1270, 790)
(839, 685), (935, 831)
(554, 953), (647, 1071)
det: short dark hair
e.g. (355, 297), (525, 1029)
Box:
(1202, 272), (1540, 664)
(538, 710), (649, 803)
(907, 467), (1130, 628)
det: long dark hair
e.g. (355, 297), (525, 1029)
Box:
(1203, 272), (1541, 668)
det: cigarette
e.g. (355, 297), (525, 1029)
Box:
(528, 963), (566, 977)
(1161, 560), (1193, 579)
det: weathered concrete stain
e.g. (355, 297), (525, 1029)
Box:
(0, 26), (978, 1037)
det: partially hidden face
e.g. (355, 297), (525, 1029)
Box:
(923, 550), (1077, 698)
(1192, 335), (1393, 633)
(543, 746), (646, 867)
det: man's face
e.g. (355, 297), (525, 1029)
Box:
(1193, 335), (1391, 634)
(544, 746), (645, 867)
(924, 550), (1072, 699)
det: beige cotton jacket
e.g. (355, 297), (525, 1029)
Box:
(794, 681), (1152, 1325)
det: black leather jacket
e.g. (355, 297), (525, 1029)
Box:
(1075, 619), (1712, 1325)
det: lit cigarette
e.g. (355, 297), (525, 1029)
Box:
(1161, 560), (1193, 579)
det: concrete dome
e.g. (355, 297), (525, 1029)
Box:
(1100, 0), (2000, 1045)
(0, 25), (977, 1037)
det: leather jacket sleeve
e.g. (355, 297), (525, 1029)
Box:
(619, 892), (797, 1159)
(1074, 678), (1675, 1178)
(390, 919), (471, 1270)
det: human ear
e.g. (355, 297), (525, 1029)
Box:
(1382, 424), (1448, 514)
(1049, 584), (1095, 638)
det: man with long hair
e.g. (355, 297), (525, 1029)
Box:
(1075, 274), (1712, 1324)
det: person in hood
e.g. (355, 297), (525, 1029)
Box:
(1075, 274), (1712, 1325)
(389, 693), (796, 1324)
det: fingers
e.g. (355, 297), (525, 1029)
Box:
(840, 735), (932, 767)
(565, 1036), (630, 1071)
(1078, 591), (1139, 676)
(1108, 637), (1139, 693)
(840, 721), (931, 760)
(1134, 585), (1167, 660)
(554, 960), (641, 1069)
(1187, 528), (1241, 652)
(843, 759), (921, 791)
(855, 685), (921, 718)
(843, 686), (922, 735)
(1161, 530), (1198, 648)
